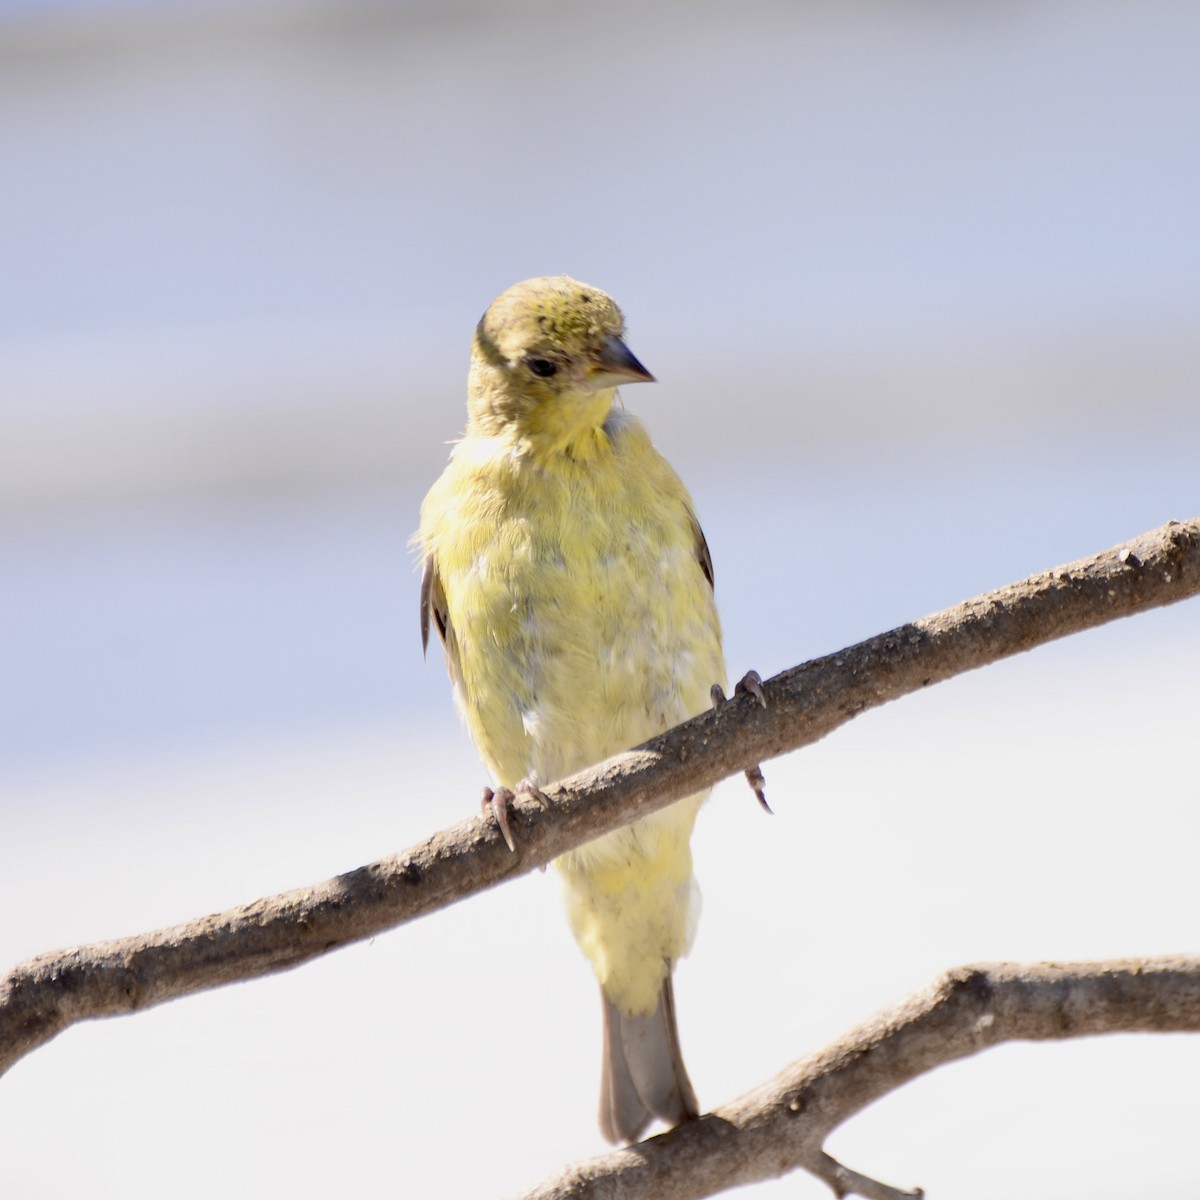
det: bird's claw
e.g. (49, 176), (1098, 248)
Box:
(481, 779), (549, 853)
(481, 786), (517, 852)
(744, 764), (772, 814)
(712, 670), (767, 710)
(516, 778), (551, 809)
(712, 670), (771, 814)
(735, 669), (767, 708)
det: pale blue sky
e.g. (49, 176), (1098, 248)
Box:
(1, 3), (1198, 1198)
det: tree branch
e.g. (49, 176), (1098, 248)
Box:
(510, 955), (1200, 1200)
(2, 518), (1197, 1081)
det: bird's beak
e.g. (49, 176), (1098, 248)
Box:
(585, 335), (656, 390)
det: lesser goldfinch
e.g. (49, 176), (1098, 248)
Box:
(417, 276), (725, 1143)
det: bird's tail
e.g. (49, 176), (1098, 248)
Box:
(598, 973), (698, 1144)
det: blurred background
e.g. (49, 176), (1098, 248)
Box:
(2, 1), (1198, 1196)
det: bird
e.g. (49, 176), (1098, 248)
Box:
(417, 275), (726, 1144)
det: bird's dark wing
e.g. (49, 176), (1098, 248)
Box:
(689, 509), (715, 591)
(420, 553), (464, 686)
(420, 553), (450, 655)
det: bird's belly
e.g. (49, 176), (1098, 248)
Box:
(441, 473), (725, 1014)
(458, 537), (723, 790)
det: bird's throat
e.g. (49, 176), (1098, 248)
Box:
(515, 389), (617, 464)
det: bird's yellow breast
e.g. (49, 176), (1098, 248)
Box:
(418, 408), (724, 1013)
(419, 410), (723, 788)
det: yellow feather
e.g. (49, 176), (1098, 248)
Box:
(417, 276), (725, 1140)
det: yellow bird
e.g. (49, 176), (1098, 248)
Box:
(417, 276), (725, 1143)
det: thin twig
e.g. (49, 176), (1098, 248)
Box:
(511, 956), (1200, 1200)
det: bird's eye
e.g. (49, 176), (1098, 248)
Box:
(526, 357), (558, 378)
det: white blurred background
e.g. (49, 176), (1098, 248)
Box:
(2, 2), (1198, 1197)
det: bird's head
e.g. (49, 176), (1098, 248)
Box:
(466, 276), (654, 457)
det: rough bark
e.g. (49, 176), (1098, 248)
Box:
(512, 956), (1200, 1200)
(2, 517), (1197, 1092)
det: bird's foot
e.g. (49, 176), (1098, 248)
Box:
(735, 668), (767, 708)
(743, 763), (770, 814)
(481, 785), (517, 852)
(480, 779), (549, 853)
(711, 670), (772, 814)
(710, 669), (767, 710)
(514, 778), (551, 809)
